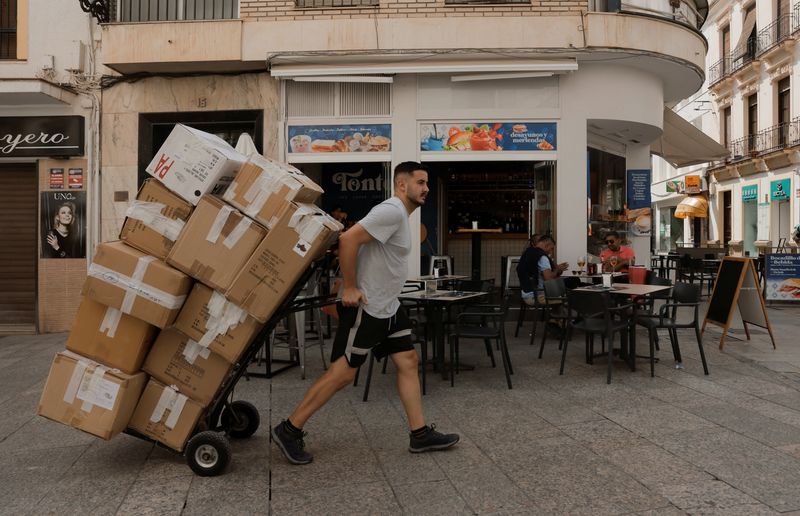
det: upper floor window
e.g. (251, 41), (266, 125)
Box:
(722, 106), (732, 149)
(0, 0), (16, 60)
(778, 76), (791, 125)
(747, 93), (758, 137)
(118, 0), (237, 22)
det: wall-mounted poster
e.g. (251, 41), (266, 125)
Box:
(41, 191), (86, 259)
(626, 169), (652, 236)
(665, 179), (684, 193)
(684, 175), (701, 194)
(68, 168), (83, 189)
(287, 124), (391, 153)
(766, 254), (800, 301)
(420, 122), (557, 152)
(49, 168), (64, 189)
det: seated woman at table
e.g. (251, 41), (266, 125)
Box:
(517, 235), (568, 305)
(600, 231), (635, 273)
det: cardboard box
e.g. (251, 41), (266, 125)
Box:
(38, 351), (148, 440)
(145, 124), (247, 206)
(66, 297), (159, 374)
(223, 154), (323, 229)
(143, 328), (231, 405)
(227, 203), (342, 322)
(83, 241), (193, 329)
(173, 283), (262, 364)
(128, 379), (204, 452)
(167, 195), (267, 292)
(119, 179), (194, 260)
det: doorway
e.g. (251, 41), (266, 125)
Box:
(743, 201), (758, 256)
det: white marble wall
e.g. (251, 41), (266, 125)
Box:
(100, 73), (281, 241)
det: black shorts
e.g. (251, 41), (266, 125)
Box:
(331, 302), (415, 367)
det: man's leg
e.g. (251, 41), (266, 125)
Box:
(391, 349), (424, 430)
(288, 356), (358, 429)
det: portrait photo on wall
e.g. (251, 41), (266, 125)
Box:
(41, 191), (86, 259)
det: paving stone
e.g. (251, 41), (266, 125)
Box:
(682, 403), (800, 447)
(270, 481), (402, 515)
(115, 474), (194, 516)
(593, 441), (713, 488)
(393, 479), (473, 515)
(601, 403), (719, 437)
(657, 480), (761, 510)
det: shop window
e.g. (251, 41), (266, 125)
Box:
(587, 147), (627, 258)
(722, 106), (732, 150)
(0, 0), (16, 59)
(118, 0), (238, 21)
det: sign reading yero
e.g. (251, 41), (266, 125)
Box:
(0, 116), (84, 157)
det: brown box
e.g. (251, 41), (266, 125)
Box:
(66, 297), (159, 374)
(38, 351), (148, 440)
(173, 283), (262, 364)
(143, 328), (231, 405)
(128, 379), (204, 452)
(83, 241), (193, 329)
(167, 195), (267, 292)
(223, 154), (323, 229)
(119, 178), (194, 260)
(226, 203), (342, 322)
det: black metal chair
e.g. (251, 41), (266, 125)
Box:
(537, 278), (571, 358)
(564, 290), (634, 384)
(448, 295), (513, 389)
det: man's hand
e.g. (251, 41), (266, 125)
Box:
(557, 262), (569, 272)
(341, 286), (368, 307)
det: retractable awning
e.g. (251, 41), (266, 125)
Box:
(651, 108), (730, 168)
(675, 195), (709, 218)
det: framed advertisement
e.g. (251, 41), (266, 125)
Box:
(420, 122), (557, 152)
(766, 254), (800, 301)
(41, 191), (86, 259)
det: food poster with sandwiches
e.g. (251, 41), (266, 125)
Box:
(288, 124), (391, 153)
(420, 123), (556, 152)
(626, 169), (652, 236)
(766, 254), (800, 301)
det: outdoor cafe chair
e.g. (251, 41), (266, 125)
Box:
(537, 278), (572, 358)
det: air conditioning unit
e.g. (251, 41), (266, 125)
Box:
(41, 54), (54, 70)
(64, 41), (86, 73)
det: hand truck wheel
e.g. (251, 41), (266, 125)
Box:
(185, 431), (231, 476)
(221, 400), (261, 439)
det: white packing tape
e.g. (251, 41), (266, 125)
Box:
(126, 201), (186, 241)
(87, 262), (187, 313)
(197, 291), (249, 348)
(63, 359), (89, 404)
(244, 189), (270, 218)
(99, 306), (123, 338)
(121, 255), (158, 314)
(206, 204), (234, 244)
(150, 385), (189, 430)
(80, 365), (108, 412)
(222, 217), (252, 249)
(165, 393), (188, 429)
(207, 290), (227, 318)
(182, 339), (211, 364)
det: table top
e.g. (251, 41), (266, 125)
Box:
(574, 284), (672, 296)
(573, 272), (628, 279)
(455, 229), (504, 234)
(415, 275), (469, 281)
(399, 290), (488, 302)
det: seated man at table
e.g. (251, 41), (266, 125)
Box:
(600, 231), (636, 273)
(517, 235), (568, 305)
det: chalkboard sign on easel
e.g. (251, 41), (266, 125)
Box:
(701, 257), (776, 349)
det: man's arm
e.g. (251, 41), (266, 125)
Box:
(338, 223), (375, 306)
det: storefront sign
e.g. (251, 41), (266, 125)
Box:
(765, 254), (800, 301)
(684, 175), (701, 194)
(420, 122), (556, 152)
(665, 179), (684, 193)
(625, 170), (652, 237)
(0, 116), (84, 157)
(49, 168), (64, 189)
(320, 163), (386, 223)
(287, 124), (391, 153)
(742, 185), (758, 202)
(770, 178), (790, 201)
(40, 191), (86, 259)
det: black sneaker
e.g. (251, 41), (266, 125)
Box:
(409, 424), (460, 453)
(271, 421), (313, 465)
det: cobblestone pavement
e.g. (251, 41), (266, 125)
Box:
(1, 302), (800, 515)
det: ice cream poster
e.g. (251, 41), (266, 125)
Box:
(288, 125), (391, 153)
(420, 123), (556, 152)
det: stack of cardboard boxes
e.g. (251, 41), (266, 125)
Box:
(38, 125), (342, 452)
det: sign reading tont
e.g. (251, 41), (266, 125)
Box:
(420, 122), (557, 152)
(287, 124), (391, 153)
(0, 116), (84, 157)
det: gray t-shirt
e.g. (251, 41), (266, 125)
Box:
(356, 196), (410, 318)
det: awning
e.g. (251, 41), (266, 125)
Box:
(651, 108), (730, 168)
(734, 8), (757, 53)
(675, 195), (709, 218)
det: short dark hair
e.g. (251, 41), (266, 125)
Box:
(606, 231), (621, 240)
(538, 235), (555, 245)
(394, 161), (427, 178)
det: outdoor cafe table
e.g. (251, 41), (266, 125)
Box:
(398, 289), (487, 379)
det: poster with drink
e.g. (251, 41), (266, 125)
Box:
(40, 191), (86, 259)
(766, 254), (800, 301)
(287, 124), (391, 153)
(420, 122), (557, 152)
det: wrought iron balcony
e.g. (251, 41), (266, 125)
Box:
(80, 0), (237, 22)
(708, 57), (731, 86)
(758, 119), (800, 154)
(795, 2), (800, 34)
(756, 14), (795, 56)
(296, 0), (378, 7)
(730, 36), (758, 73)
(729, 134), (761, 162)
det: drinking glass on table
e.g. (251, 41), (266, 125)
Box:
(577, 256), (586, 274)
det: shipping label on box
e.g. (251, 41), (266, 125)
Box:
(66, 297), (158, 374)
(226, 203), (342, 322)
(145, 124), (247, 206)
(167, 195), (267, 292)
(38, 351), (148, 440)
(143, 328), (231, 405)
(128, 380), (204, 452)
(174, 283), (262, 364)
(82, 241), (193, 329)
(223, 154), (323, 229)
(120, 179), (194, 260)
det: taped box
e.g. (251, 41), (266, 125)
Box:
(167, 195), (267, 292)
(227, 203), (342, 322)
(66, 297), (159, 375)
(143, 328), (231, 406)
(223, 154), (323, 229)
(145, 124), (247, 206)
(119, 178), (194, 260)
(128, 380), (204, 452)
(173, 283), (262, 364)
(38, 351), (148, 440)
(83, 241), (193, 329)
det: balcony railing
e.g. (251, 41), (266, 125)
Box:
(795, 2), (800, 33)
(708, 57), (731, 86)
(730, 36), (758, 73)
(756, 14), (796, 55)
(296, 0), (378, 7)
(730, 134), (760, 162)
(115, 0), (237, 22)
(592, 0), (706, 30)
(757, 119), (800, 154)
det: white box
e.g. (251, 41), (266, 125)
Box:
(145, 124), (247, 206)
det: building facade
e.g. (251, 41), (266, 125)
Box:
(0, 1), (98, 334)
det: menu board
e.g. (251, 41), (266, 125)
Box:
(766, 254), (800, 301)
(626, 169), (652, 236)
